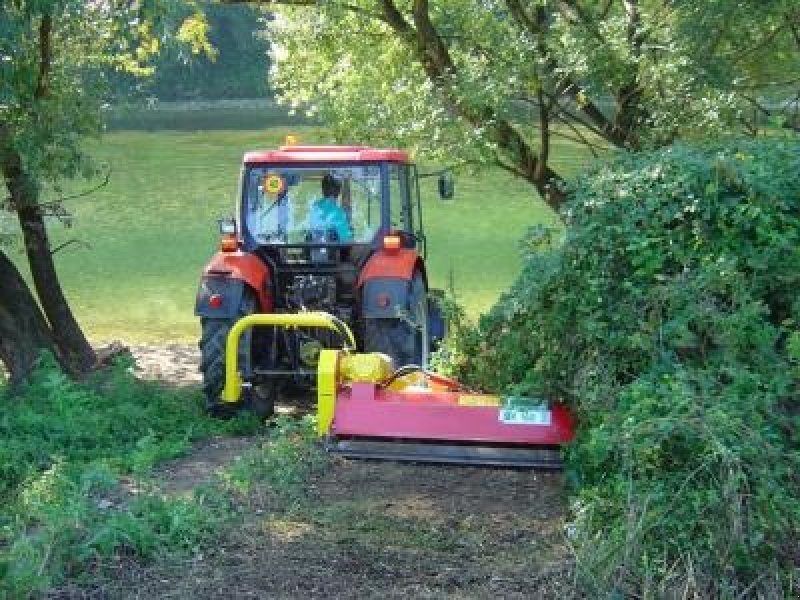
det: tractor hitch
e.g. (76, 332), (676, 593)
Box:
(221, 312), (355, 403)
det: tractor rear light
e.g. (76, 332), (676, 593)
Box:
(376, 293), (391, 308)
(383, 234), (401, 253)
(220, 234), (238, 253)
(208, 294), (223, 309)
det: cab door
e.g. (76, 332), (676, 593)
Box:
(388, 164), (418, 250)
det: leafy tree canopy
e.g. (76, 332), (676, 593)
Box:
(254, 0), (799, 208)
(108, 2), (270, 102)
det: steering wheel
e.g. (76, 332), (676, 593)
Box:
(259, 227), (287, 243)
(304, 228), (340, 243)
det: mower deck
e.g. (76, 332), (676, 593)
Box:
(323, 382), (574, 468)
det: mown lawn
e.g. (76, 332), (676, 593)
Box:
(12, 126), (593, 342)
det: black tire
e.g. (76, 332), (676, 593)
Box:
(363, 272), (429, 368)
(199, 290), (274, 418)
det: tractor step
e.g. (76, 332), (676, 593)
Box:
(326, 437), (563, 468)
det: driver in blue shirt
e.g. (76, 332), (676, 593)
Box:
(308, 174), (353, 242)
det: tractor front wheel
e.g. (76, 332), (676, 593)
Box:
(199, 289), (274, 418)
(364, 272), (429, 368)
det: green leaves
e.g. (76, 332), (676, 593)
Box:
(448, 138), (800, 595)
(0, 1), (220, 192)
(264, 0), (798, 190)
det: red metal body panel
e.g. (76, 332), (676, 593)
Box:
(332, 383), (575, 445)
(204, 251), (273, 312)
(357, 248), (420, 287)
(244, 146), (410, 165)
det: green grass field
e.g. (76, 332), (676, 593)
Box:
(18, 126), (593, 342)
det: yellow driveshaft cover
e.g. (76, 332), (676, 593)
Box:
(317, 350), (394, 436)
(340, 352), (394, 384)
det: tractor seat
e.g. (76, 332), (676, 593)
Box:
(337, 244), (371, 292)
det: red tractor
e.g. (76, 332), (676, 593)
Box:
(195, 144), (451, 416)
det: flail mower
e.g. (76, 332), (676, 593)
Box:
(195, 142), (574, 467)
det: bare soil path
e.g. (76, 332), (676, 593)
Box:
(129, 343), (203, 385)
(54, 345), (576, 599)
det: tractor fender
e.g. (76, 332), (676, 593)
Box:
(358, 249), (425, 319)
(357, 248), (422, 288)
(195, 251), (273, 317)
(195, 276), (246, 319)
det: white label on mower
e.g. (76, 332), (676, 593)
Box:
(499, 407), (552, 426)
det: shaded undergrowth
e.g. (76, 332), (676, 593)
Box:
(0, 354), (265, 598)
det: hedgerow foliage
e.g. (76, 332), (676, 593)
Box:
(451, 139), (800, 596)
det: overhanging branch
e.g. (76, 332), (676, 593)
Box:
(34, 13), (53, 100)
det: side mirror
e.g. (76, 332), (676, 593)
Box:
(218, 216), (236, 235)
(437, 171), (454, 200)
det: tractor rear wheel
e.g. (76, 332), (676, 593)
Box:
(364, 272), (429, 368)
(199, 289), (274, 418)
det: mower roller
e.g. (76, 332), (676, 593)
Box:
(221, 313), (575, 468)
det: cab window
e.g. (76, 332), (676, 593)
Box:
(244, 166), (382, 244)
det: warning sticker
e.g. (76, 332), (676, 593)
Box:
(263, 174), (286, 196)
(458, 394), (501, 407)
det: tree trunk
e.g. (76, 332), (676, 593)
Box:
(16, 204), (96, 375)
(0, 250), (59, 385)
(1, 144), (96, 376)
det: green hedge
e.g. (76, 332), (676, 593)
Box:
(450, 139), (800, 596)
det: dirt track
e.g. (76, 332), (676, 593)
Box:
(53, 345), (576, 599)
(129, 344), (203, 385)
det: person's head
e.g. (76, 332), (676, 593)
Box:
(321, 173), (341, 199)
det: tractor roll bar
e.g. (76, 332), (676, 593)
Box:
(222, 312), (356, 403)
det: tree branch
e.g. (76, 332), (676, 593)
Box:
(546, 94), (608, 139)
(623, 0), (643, 58)
(505, 1), (629, 149)
(380, 0), (415, 39)
(34, 13), (53, 100)
(494, 159), (527, 179)
(220, 0), (387, 22)
(548, 127), (603, 158)
(550, 113), (606, 157)
(229, 0), (568, 207)
(535, 85), (550, 180)
(50, 239), (91, 256)
(558, 0), (607, 46)
(39, 165), (112, 209)
(399, 0), (564, 207)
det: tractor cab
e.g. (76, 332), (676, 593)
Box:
(234, 146), (427, 320)
(240, 146), (423, 255)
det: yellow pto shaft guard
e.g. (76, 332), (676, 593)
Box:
(317, 351), (394, 436)
(221, 312), (356, 404)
